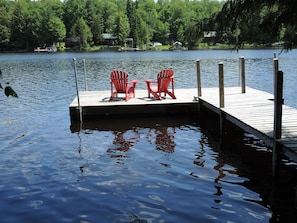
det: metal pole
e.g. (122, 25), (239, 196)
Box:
(73, 58), (82, 123)
(83, 59), (88, 91)
(196, 59), (202, 97)
(219, 62), (224, 108)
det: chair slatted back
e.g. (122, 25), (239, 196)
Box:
(157, 69), (174, 91)
(110, 70), (128, 93)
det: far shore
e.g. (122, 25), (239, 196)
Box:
(0, 43), (286, 54)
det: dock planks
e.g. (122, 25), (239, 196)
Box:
(199, 86), (297, 162)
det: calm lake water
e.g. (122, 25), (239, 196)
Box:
(0, 49), (297, 222)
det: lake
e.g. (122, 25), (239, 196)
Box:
(0, 49), (296, 222)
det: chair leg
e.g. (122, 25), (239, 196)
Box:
(110, 90), (118, 101)
(166, 91), (176, 99)
(151, 91), (162, 100)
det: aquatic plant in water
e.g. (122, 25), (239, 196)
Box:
(0, 69), (18, 98)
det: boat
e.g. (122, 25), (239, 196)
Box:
(34, 45), (57, 53)
(170, 41), (188, 51)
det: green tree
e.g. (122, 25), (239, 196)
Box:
(168, 0), (186, 42)
(70, 17), (93, 49)
(138, 0), (158, 40)
(90, 14), (104, 45)
(42, 0), (64, 19)
(0, 5), (11, 49)
(46, 17), (66, 44)
(103, 1), (118, 33)
(136, 12), (150, 46)
(114, 11), (130, 46)
(153, 20), (169, 44)
(85, 0), (104, 45)
(0, 24), (10, 48)
(184, 20), (199, 48)
(126, 0), (137, 45)
(10, 0), (30, 49)
(217, 0), (297, 49)
(64, 0), (86, 36)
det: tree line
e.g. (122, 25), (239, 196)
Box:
(0, 0), (224, 51)
(216, 0), (297, 50)
(0, 0), (295, 52)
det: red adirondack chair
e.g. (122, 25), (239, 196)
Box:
(145, 69), (176, 100)
(110, 70), (138, 101)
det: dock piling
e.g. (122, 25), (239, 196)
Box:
(273, 70), (283, 139)
(196, 59), (202, 97)
(273, 58), (279, 78)
(272, 70), (283, 178)
(83, 59), (88, 91)
(219, 62), (224, 108)
(240, 56), (246, 93)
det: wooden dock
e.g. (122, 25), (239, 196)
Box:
(69, 88), (199, 121)
(69, 86), (297, 163)
(198, 86), (297, 163)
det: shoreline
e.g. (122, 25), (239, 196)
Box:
(0, 45), (287, 54)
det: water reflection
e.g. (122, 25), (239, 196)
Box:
(202, 119), (297, 222)
(149, 126), (176, 153)
(107, 129), (140, 160)
(193, 136), (207, 167)
(71, 115), (296, 222)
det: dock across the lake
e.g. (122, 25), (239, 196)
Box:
(69, 86), (297, 163)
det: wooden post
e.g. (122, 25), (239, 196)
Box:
(196, 59), (202, 97)
(219, 62), (225, 147)
(240, 56), (246, 93)
(83, 59), (88, 91)
(273, 58), (279, 77)
(272, 70), (283, 180)
(219, 62), (224, 108)
(274, 70), (283, 139)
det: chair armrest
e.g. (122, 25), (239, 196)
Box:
(129, 79), (138, 85)
(145, 79), (156, 83)
(130, 80), (138, 84)
(145, 79), (157, 89)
